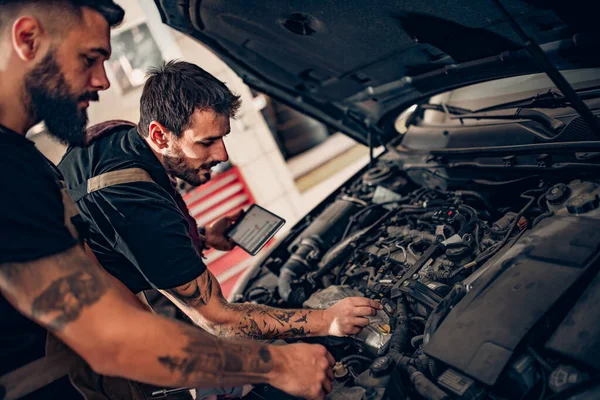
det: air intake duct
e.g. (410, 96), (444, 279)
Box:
(278, 199), (358, 304)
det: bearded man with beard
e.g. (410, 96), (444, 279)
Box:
(0, 3), (344, 400)
(58, 60), (381, 369)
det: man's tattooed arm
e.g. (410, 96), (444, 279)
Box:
(167, 270), (328, 340)
(0, 245), (109, 331)
(218, 302), (316, 340)
(168, 270), (212, 307)
(0, 245), (286, 390)
(156, 323), (275, 388)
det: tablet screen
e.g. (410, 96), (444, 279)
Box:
(226, 205), (285, 255)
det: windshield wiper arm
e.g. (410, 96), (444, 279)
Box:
(405, 103), (473, 128)
(450, 109), (565, 132)
(491, 0), (600, 137)
(418, 103), (473, 115)
(475, 90), (562, 113)
(474, 88), (600, 113)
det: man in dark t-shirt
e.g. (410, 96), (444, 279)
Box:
(59, 61), (381, 343)
(0, 126), (82, 399)
(1, 3), (338, 400)
(0, 2), (125, 398)
(60, 124), (207, 294)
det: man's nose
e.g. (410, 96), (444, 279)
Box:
(90, 64), (111, 91)
(214, 139), (229, 163)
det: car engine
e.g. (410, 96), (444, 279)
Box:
(233, 150), (600, 400)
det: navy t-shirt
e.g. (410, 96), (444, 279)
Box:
(0, 125), (82, 399)
(58, 127), (206, 294)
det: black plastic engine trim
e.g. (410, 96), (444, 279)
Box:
(424, 215), (600, 386)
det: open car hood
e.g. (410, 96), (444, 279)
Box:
(154, 0), (600, 145)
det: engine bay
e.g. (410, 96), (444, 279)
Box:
(234, 148), (600, 400)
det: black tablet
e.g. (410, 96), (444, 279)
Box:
(225, 204), (286, 255)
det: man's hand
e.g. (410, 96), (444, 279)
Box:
(204, 210), (243, 251)
(268, 343), (335, 400)
(322, 297), (382, 337)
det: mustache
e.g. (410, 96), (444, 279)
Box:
(200, 161), (220, 170)
(78, 92), (99, 102)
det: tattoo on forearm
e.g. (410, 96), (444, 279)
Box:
(158, 325), (273, 387)
(219, 301), (313, 340)
(31, 271), (106, 330)
(170, 271), (213, 307)
(168, 271), (313, 340)
(294, 314), (308, 323)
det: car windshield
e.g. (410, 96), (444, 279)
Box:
(396, 68), (600, 131)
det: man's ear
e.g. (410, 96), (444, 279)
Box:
(148, 121), (170, 149)
(12, 16), (46, 61)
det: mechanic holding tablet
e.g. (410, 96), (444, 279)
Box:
(58, 60), (381, 396)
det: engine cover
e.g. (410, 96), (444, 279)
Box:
(424, 215), (600, 386)
(546, 268), (600, 370)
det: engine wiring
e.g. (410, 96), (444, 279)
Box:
(238, 155), (600, 399)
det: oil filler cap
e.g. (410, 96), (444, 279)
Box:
(566, 193), (600, 215)
(546, 183), (571, 205)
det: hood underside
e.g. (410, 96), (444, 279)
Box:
(154, 0), (600, 144)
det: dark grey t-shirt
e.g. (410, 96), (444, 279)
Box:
(58, 127), (206, 294)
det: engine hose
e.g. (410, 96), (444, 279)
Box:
(455, 205), (479, 236)
(340, 355), (373, 364)
(340, 197), (412, 241)
(458, 204), (477, 218)
(388, 299), (409, 360)
(277, 268), (299, 303)
(410, 334), (424, 349)
(278, 199), (362, 303)
(456, 191), (493, 211)
(406, 365), (450, 400)
(313, 209), (398, 282)
(277, 238), (318, 302)
(533, 211), (554, 227)
(474, 192), (536, 266)
(312, 233), (360, 283)
(423, 284), (467, 345)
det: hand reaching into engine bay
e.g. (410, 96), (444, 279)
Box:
(203, 210), (243, 251)
(322, 297), (382, 337)
(269, 343), (335, 400)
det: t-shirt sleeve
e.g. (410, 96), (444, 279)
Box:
(0, 150), (78, 264)
(87, 181), (206, 290)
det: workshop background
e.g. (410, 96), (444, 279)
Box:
(29, 0), (371, 297)
(27, 0), (527, 298)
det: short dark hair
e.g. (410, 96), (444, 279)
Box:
(138, 60), (242, 138)
(0, 0), (125, 31)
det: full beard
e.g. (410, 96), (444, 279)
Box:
(163, 146), (214, 187)
(23, 50), (97, 146)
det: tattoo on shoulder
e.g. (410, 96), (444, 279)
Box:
(170, 272), (213, 307)
(0, 247), (108, 332)
(32, 270), (107, 331)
